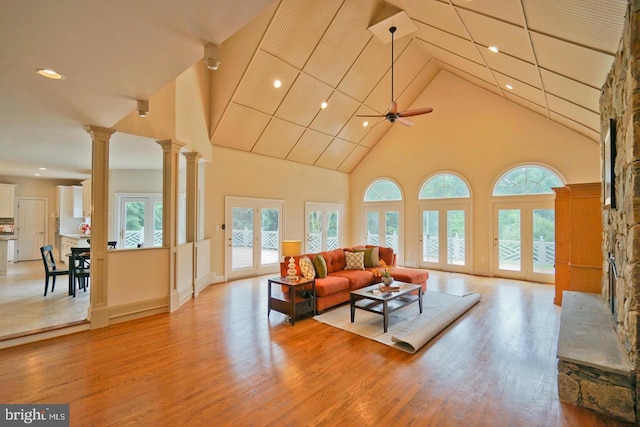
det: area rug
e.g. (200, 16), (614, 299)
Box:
(313, 291), (481, 353)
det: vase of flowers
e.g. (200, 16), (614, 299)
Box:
(374, 259), (394, 285)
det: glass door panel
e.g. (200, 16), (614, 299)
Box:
(533, 208), (555, 274)
(422, 210), (439, 263)
(231, 207), (254, 271)
(366, 211), (380, 246)
(153, 201), (163, 247)
(123, 199), (145, 248)
(498, 209), (521, 272)
(307, 210), (322, 253)
(327, 211), (338, 250)
(385, 211), (399, 254)
(260, 208), (279, 267)
(447, 210), (465, 266)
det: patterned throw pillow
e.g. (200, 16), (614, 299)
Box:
(354, 247), (380, 268)
(299, 256), (316, 280)
(313, 255), (327, 278)
(344, 251), (365, 270)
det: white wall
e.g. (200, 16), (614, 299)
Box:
(350, 71), (600, 276)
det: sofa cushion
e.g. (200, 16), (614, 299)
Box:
(391, 267), (429, 284)
(321, 249), (346, 274)
(313, 255), (327, 278)
(299, 256), (315, 279)
(331, 269), (375, 290)
(314, 275), (350, 297)
(353, 247), (379, 268)
(375, 246), (394, 266)
(344, 251), (365, 270)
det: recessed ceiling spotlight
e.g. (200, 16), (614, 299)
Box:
(38, 167), (47, 171)
(505, 84), (514, 90)
(273, 79), (282, 88)
(363, 121), (369, 127)
(321, 101), (328, 109)
(488, 46), (499, 53)
(137, 99), (149, 117)
(35, 68), (64, 80)
(34, 173), (41, 177)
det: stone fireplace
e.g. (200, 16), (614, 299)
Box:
(599, 0), (640, 420)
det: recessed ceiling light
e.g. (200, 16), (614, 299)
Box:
(34, 173), (41, 177)
(488, 46), (499, 53)
(38, 167), (47, 171)
(273, 79), (282, 88)
(35, 68), (64, 80)
(505, 84), (514, 90)
(321, 101), (328, 109)
(363, 121), (369, 127)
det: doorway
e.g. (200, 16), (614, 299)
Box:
(419, 201), (471, 273)
(16, 197), (47, 261)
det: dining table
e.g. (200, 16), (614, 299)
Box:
(67, 250), (90, 296)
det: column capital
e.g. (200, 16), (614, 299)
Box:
(156, 139), (186, 152)
(182, 151), (203, 163)
(84, 125), (116, 141)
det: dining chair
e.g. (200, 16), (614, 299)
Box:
(107, 241), (117, 249)
(40, 245), (69, 296)
(70, 247), (91, 297)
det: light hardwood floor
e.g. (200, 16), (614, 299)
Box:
(0, 260), (89, 339)
(0, 271), (632, 426)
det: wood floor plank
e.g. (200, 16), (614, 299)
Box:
(0, 271), (633, 426)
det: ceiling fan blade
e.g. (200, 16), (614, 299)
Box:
(388, 101), (398, 115)
(396, 117), (414, 127)
(398, 107), (434, 117)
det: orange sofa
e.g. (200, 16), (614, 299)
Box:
(279, 245), (429, 313)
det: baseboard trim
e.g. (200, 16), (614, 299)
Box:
(109, 297), (169, 324)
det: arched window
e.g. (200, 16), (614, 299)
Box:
(419, 173), (470, 199)
(364, 179), (403, 201)
(493, 165), (563, 196)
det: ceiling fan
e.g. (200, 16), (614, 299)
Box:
(357, 26), (433, 127)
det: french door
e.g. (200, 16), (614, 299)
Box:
(418, 201), (471, 273)
(493, 198), (555, 283)
(225, 197), (282, 280)
(117, 195), (162, 248)
(363, 203), (403, 265)
(305, 202), (342, 253)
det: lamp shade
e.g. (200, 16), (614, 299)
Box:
(282, 240), (302, 257)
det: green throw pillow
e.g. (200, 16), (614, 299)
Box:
(313, 255), (327, 278)
(354, 247), (375, 268)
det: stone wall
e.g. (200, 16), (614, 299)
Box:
(600, 0), (640, 400)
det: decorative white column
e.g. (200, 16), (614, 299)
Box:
(84, 125), (116, 329)
(157, 139), (185, 312)
(183, 151), (202, 297)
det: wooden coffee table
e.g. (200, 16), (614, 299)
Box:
(350, 282), (423, 332)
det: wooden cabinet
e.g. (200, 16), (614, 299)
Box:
(553, 183), (603, 305)
(60, 235), (90, 265)
(0, 183), (16, 218)
(81, 179), (91, 217)
(57, 185), (84, 219)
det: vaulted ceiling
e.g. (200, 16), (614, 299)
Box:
(0, 0), (627, 179)
(210, 0), (626, 173)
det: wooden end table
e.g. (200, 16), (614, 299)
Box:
(267, 276), (316, 325)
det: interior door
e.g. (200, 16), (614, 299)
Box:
(493, 200), (555, 282)
(16, 198), (46, 261)
(419, 202), (471, 273)
(226, 197), (282, 280)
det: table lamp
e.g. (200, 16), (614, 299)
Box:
(282, 240), (302, 281)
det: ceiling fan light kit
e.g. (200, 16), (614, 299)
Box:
(357, 25), (433, 127)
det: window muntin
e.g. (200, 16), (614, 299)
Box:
(493, 166), (562, 196)
(419, 173), (470, 199)
(364, 179), (402, 201)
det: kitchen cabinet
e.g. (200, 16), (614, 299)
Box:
(60, 235), (90, 265)
(0, 183), (16, 218)
(82, 179), (91, 217)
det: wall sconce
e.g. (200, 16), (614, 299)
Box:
(205, 43), (221, 71)
(137, 99), (149, 117)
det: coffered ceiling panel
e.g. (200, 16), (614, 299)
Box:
(549, 112), (600, 142)
(275, 73), (335, 127)
(547, 94), (600, 132)
(540, 70), (600, 113)
(457, 9), (535, 63)
(451, 0), (524, 26)
(309, 90), (360, 136)
(315, 138), (356, 170)
(211, 103), (270, 151)
(414, 22), (483, 64)
(422, 42), (494, 84)
(287, 130), (334, 165)
(251, 118), (305, 159)
(339, 145), (370, 173)
(303, 0), (381, 87)
(523, 0), (626, 55)
(504, 92), (548, 117)
(388, 0), (467, 38)
(358, 119), (392, 148)
(338, 105), (380, 143)
(439, 64), (502, 96)
(233, 50), (300, 115)
(261, 0), (343, 69)
(480, 49), (541, 88)
(493, 71), (545, 106)
(530, 33), (614, 88)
